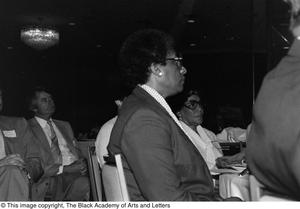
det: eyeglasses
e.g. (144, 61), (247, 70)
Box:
(184, 100), (203, 110)
(166, 57), (183, 68)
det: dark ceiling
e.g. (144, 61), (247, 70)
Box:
(0, 0), (259, 53)
(0, 0), (294, 135)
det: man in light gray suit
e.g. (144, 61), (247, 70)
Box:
(28, 87), (90, 201)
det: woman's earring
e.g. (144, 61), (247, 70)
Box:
(177, 112), (182, 120)
(158, 72), (163, 76)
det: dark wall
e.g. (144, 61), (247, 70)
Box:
(1, 44), (267, 136)
(182, 52), (255, 132)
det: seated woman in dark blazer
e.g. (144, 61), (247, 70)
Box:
(107, 29), (240, 201)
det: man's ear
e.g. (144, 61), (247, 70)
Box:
(31, 107), (38, 114)
(149, 63), (163, 77)
(30, 103), (38, 113)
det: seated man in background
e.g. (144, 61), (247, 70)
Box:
(27, 87), (90, 201)
(95, 99), (123, 167)
(0, 87), (43, 201)
(246, 0), (300, 201)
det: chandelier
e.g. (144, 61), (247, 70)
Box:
(20, 27), (59, 50)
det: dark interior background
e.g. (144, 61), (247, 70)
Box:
(0, 0), (293, 137)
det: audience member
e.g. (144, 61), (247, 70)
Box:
(0, 87), (43, 201)
(246, 0), (300, 200)
(174, 90), (223, 170)
(78, 124), (101, 140)
(87, 125), (101, 139)
(95, 99), (123, 167)
(171, 89), (246, 171)
(27, 87), (90, 201)
(107, 29), (240, 201)
(216, 106), (246, 132)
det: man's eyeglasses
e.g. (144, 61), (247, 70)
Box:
(166, 57), (183, 68)
(184, 100), (203, 110)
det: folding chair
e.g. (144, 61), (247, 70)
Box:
(87, 145), (103, 201)
(249, 175), (293, 201)
(249, 174), (262, 201)
(102, 154), (130, 201)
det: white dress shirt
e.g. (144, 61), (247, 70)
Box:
(95, 116), (117, 167)
(180, 121), (223, 170)
(35, 117), (77, 173)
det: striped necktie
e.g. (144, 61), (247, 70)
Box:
(47, 121), (62, 165)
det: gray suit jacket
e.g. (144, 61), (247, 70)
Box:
(0, 116), (42, 182)
(28, 117), (83, 200)
(108, 86), (218, 201)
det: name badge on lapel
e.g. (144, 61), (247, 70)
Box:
(3, 130), (17, 138)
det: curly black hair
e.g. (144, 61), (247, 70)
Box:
(168, 89), (204, 113)
(119, 29), (176, 88)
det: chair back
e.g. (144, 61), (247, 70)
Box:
(87, 145), (103, 201)
(102, 154), (130, 201)
(77, 140), (95, 159)
(249, 175), (294, 201)
(249, 175), (262, 201)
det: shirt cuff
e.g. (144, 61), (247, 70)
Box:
(57, 165), (63, 175)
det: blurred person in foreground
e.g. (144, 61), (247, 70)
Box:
(246, 0), (300, 201)
(28, 87), (90, 201)
(107, 29), (240, 201)
(0, 87), (43, 200)
(95, 99), (123, 167)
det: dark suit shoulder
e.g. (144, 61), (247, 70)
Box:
(0, 116), (27, 130)
(52, 118), (67, 123)
(0, 115), (25, 123)
(52, 119), (71, 127)
(121, 91), (168, 121)
(27, 117), (36, 125)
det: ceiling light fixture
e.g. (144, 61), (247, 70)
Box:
(185, 14), (196, 23)
(187, 19), (196, 23)
(20, 27), (59, 50)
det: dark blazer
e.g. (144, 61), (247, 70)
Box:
(246, 40), (300, 200)
(28, 117), (83, 200)
(108, 86), (218, 201)
(0, 116), (42, 182)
